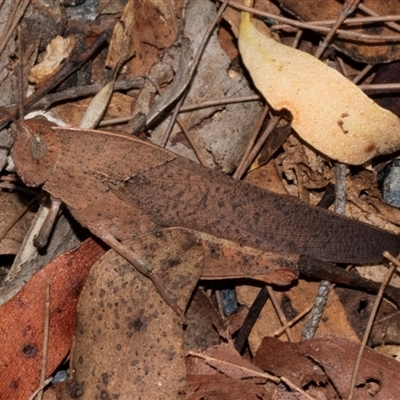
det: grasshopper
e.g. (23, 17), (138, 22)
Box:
(11, 117), (400, 312)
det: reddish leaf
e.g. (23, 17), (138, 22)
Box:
(0, 238), (105, 400)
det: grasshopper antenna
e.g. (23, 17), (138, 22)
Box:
(0, 27), (31, 140)
(17, 25), (25, 124)
(0, 107), (30, 140)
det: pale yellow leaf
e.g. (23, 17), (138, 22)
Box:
(238, 4), (400, 165)
(29, 36), (75, 86)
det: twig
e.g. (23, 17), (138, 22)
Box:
(0, 30), (110, 129)
(100, 80), (400, 127)
(225, 0), (400, 42)
(274, 15), (400, 28)
(358, 3), (400, 33)
(36, 280), (50, 400)
(302, 164), (347, 340)
(179, 95), (261, 112)
(351, 64), (374, 85)
(267, 286), (294, 342)
(336, 56), (350, 79)
(334, 163), (347, 215)
(166, 0), (179, 39)
(235, 115), (280, 179)
(188, 351), (318, 399)
(28, 378), (52, 400)
(275, 264), (354, 337)
(188, 350), (280, 382)
(159, 0), (231, 140)
(145, 0), (231, 127)
(274, 305), (312, 337)
(314, 0), (361, 59)
(234, 285), (269, 352)
(233, 104), (269, 179)
(25, 78), (144, 111)
(291, 28), (304, 49)
(147, 72), (208, 166)
(301, 280), (331, 340)
(347, 252), (398, 400)
(0, 0), (30, 59)
(100, 95), (261, 126)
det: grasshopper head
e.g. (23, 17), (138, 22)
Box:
(12, 118), (60, 187)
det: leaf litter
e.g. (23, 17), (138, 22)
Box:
(0, 0), (400, 399)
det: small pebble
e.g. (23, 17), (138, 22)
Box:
(52, 370), (69, 385)
(380, 159), (400, 208)
(220, 288), (239, 315)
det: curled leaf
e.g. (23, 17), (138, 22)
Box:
(238, 4), (400, 165)
(29, 35), (76, 86)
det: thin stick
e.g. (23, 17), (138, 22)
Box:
(274, 15), (400, 28)
(267, 286), (294, 342)
(233, 104), (269, 180)
(302, 164), (347, 340)
(160, 0), (230, 142)
(352, 64), (374, 85)
(145, 0), (230, 127)
(235, 115), (280, 179)
(28, 378), (52, 400)
(0, 0), (30, 59)
(188, 350), (280, 382)
(166, 0), (179, 38)
(314, 0), (361, 59)
(234, 285), (269, 352)
(37, 280), (50, 400)
(17, 26), (24, 121)
(189, 350), (317, 399)
(274, 304), (312, 337)
(274, 264), (353, 337)
(358, 3), (400, 33)
(347, 252), (398, 400)
(100, 80), (400, 127)
(225, 0), (400, 42)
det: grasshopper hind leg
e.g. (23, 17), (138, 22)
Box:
(100, 232), (187, 322)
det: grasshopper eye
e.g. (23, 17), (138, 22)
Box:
(30, 134), (48, 161)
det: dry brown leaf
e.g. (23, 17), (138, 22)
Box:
(58, 230), (204, 399)
(191, 343), (271, 380)
(335, 286), (400, 347)
(0, 192), (35, 255)
(148, 0), (263, 173)
(253, 337), (327, 388)
(299, 336), (400, 399)
(238, 3), (400, 165)
(236, 279), (359, 353)
(187, 344), (279, 399)
(0, 239), (105, 400)
(279, 0), (400, 64)
(125, 0), (183, 77)
(29, 35), (76, 86)
(255, 335), (400, 399)
(105, 0), (134, 69)
(184, 289), (224, 352)
(49, 92), (133, 127)
(186, 372), (265, 400)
